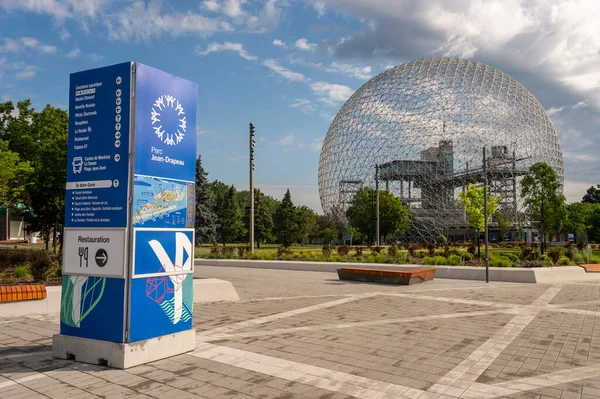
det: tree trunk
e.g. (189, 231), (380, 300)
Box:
(52, 224), (57, 254)
(256, 239), (260, 249)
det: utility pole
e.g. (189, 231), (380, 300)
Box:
(483, 147), (489, 283)
(375, 164), (380, 247)
(249, 123), (255, 252)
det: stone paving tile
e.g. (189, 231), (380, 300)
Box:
(230, 295), (499, 334)
(550, 285), (600, 305)
(408, 284), (553, 305)
(194, 296), (347, 333)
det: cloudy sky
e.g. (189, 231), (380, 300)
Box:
(1, 0), (598, 212)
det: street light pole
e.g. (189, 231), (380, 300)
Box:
(483, 147), (489, 283)
(375, 164), (380, 247)
(249, 123), (255, 252)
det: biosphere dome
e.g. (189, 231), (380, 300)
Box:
(318, 57), (564, 242)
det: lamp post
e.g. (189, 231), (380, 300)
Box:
(375, 164), (380, 247)
(249, 123), (255, 252)
(483, 147), (489, 283)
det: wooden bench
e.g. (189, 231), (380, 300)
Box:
(337, 267), (435, 285)
(580, 264), (600, 272)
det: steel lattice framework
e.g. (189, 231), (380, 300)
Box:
(318, 57), (564, 242)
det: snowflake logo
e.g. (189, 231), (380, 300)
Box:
(150, 94), (187, 146)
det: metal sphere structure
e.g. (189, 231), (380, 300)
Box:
(318, 57), (564, 242)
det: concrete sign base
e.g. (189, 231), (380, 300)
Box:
(52, 329), (196, 369)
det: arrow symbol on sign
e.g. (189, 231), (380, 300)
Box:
(95, 249), (108, 267)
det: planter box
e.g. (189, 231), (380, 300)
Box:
(0, 284), (46, 302)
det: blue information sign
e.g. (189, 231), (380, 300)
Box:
(60, 61), (197, 346)
(65, 62), (132, 228)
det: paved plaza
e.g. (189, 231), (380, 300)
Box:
(3, 267), (600, 398)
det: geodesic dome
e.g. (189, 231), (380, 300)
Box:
(318, 57), (564, 242)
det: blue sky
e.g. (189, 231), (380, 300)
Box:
(1, 0), (599, 212)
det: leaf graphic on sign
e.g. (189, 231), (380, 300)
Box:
(60, 275), (106, 327)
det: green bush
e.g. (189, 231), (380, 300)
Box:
(540, 254), (554, 267)
(322, 245), (333, 257)
(414, 250), (427, 258)
(423, 256), (447, 265)
(244, 251), (275, 260)
(336, 246), (350, 256)
(446, 255), (462, 266)
(590, 256), (600, 264)
(574, 253), (584, 263)
(498, 252), (520, 266)
(354, 246), (364, 256)
(489, 256), (512, 268)
(29, 252), (53, 282)
(12, 265), (30, 278)
(558, 256), (571, 266)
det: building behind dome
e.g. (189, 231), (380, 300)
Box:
(318, 57), (564, 242)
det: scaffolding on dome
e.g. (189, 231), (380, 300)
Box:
(318, 57), (564, 243)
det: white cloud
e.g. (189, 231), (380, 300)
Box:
(222, 0), (247, 18)
(16, 65), (37, 80)
(310, 81), (354, 103)
(105, 1), (231, 41)
(196, 42), (257, 61)
(310, 136), (324, 152)
(290, 98), (315, 114)
(295, 38), (317, 51)
(60, 28), (71, 40)
(90, 53), (104, 62)
(313, 1), (326, 17)
(573, 100), (591, 110)
(263, 59), (307, 82)
(546, 106), (565, 116)
(276, 134), (295, 151)
(0, 37), (56, 54)
(272, 39), (286, 47)
(201, 0), (221, 12)
(326, 62), (372, 79)
(66, 48), (82, 58)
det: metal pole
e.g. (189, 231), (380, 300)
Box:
(249, 123), (255, 252)
(375, 164), (380, 247)
(483, 147), (489, 283)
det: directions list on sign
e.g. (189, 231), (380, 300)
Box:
(65, 62), (132, 228)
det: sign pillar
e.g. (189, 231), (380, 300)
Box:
(53, 62), (198, 368)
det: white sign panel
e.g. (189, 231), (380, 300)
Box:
(63, 229), (126, 277)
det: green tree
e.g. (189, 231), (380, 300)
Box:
(583, 185), (600, 204)
(520, 162), (566, 254)
(253, 189), (274, 248)
(564, 202), (595, 243)
(320, 227), (338, 244)
(346, 187), (410, 243)
(274, 189), (301, 247)
(459, 184), (502, 258)
(495, 212), (512, 241)
(296, 206), (318, 243)
(215, 186), (243, 245)
(1, 100), (68, 252)
(194, 156), (218, 245)
(0, 139), (33, 208)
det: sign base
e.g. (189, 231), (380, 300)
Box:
(52, 329), (196, 369)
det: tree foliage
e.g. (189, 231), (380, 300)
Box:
(583, 185), (600, 204)
(346, 187), (410, 243)
(274, 189), (301, 247)
(459, 184), (502, 232)
(0, 100), (68, 251)
(520, 162), (566, 253)
(0, 139), (33, 208)
(195, 156), (218, 244)
(215, 185), (243, 245)
(495, 212), (512, 241)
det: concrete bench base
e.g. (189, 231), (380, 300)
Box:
(337, 267), (435, 285)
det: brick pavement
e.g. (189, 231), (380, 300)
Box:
(3, 274), (600, 398)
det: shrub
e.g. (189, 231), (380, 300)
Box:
(522, 260), (542, 267)
(489, 256), (512, 268)
(373, 246), (383, 254)
(236, 246), (249, 259)
(426, 243), (436, 256)
(354, 246), (364, 256)
(322, 245), (333, 257)
(498, 252), (520, 266)
(558, 256), (571, 266)
(414, 250), (427, 258)
(467, 244), (476, 256)
(423, 256), (447, 265)
(577, 242), (585, 250)
(446, 255), (462, 266)
(387, 245), (398, 257)
(244, 251), (275, 260)
(565, 249), (574, 260)
(540, 254), (554, 267)
(12, 265), (30, 278)
(277, 247), (291, 257)
(574, 253), (584, 263)
(461, 252), (473, 261)
(590, 256), (600, 264)
(520, 246), (540, 261)
(408, 245), (416, 257)
(209, 246), (220, 256)
(548, 248), (563, 265)
(336, 246), (350, 256)
(438, 235), (447, 245)
(29, 252), (53, 282)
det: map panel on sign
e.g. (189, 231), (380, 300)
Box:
(132, 175), (194, 228)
